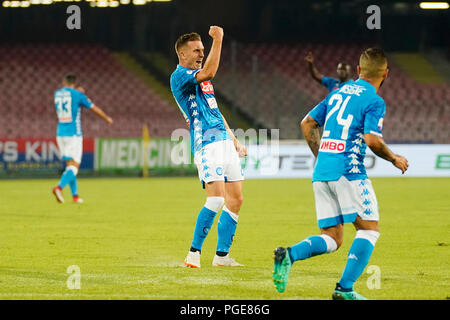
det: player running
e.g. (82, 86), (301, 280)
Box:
(273, 48), (409, 299)
(52, 74), (113, 203)
(170, 26), (247, 268)
(305, 51), (353, 92)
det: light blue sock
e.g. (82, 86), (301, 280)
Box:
(58, 168), (76, 189)
(69, 177), (78, 196)
(288, 235), (328, 263)
(338, 238), (374, 290)
(190, 206), (217, 252)
(216, 208), (238, 254)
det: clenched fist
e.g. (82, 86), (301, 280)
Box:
(209, 26), (224, 41)
(305, 51), (314, 64)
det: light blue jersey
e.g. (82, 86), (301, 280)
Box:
(322, 76), (354, 92)
(54, 87), (93, 137)
(170, 65), (230, 154)
(309, 78), (385, 182)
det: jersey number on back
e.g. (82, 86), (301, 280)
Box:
(55, 95), (73, 123)
(323, 94), (353, 140)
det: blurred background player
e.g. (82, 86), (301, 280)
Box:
(170, 26), (247, 268)
(305, 51), (354, 92)
(273, 48), (409, 300)
(52, 74), (113, 203)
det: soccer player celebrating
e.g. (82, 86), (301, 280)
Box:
(273, 48), (409, 299)
(52, 74), (113, 203)
(305, 51), (353, 92)
(170, 26), (247, 268)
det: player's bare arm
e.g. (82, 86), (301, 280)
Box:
(301, 115), (321, 158)
(195, 26), (224, 83)
(305, 52), (323, 84)
(364, 133), (409, 173)
(90, 105), (114, 125)
(222, 114), (247, 157)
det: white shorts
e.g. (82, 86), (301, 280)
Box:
(313, 176), (379, 228)
(194, 139), (244, 188)
(56, 136), (83, 164)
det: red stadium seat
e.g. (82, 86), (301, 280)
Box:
(214, 42), (450, 142)
(0, 44), (185, 139)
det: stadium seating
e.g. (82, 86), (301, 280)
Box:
(0, 44), (185, 138)
(1, 43), (448, 144)
(214, 43), (450, 143)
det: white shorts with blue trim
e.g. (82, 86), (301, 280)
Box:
(194, 139), (244, 188)
(56, 136), (83, 164)
(313, 176), (379, 228)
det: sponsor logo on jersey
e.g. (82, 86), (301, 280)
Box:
(319, 139), (346, 153)
(200, 81), (214, 94)
(207, 97), (218, 109)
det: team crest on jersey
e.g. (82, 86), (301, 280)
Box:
(200, 81), (214, 94)
(378, 118), (384, 131)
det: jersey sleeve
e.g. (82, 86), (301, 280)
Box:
(308, 97), (328, 126)
(364, 99), (386, 137)
(79, 92), (93, 109)
(321, 76), (337, 92)
(173, 68), (201, 91)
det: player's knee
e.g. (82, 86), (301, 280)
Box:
(321, 226), (343, 250)
(321, 233), (341, 252)
(67, 159), (80, 168)
(236, 194), (244, 207)
(227, 194), (243, 211)
(66, 165), (79, 176)
(204, 196), (225, 213)
(334, 236), (343, 249)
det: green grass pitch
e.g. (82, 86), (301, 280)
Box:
(0, 177), (448, 300)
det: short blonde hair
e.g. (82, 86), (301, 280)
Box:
(359, 48), (388, 79)
(175, 32), (201, 54)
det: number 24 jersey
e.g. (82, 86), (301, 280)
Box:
(308, 78), (386, 182)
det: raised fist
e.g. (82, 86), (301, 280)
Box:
(209, 26), (224, 41)
(305, 52), (314, 63)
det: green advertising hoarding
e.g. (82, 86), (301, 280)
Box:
(95, 138), (195, 175)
